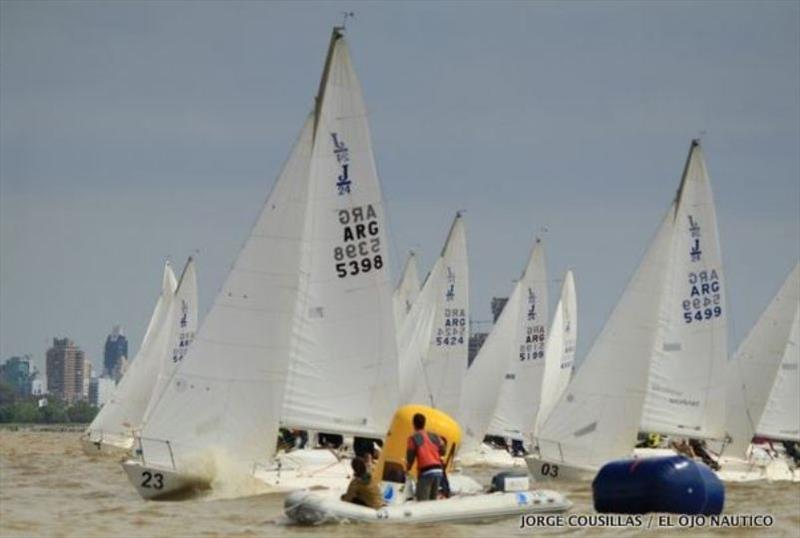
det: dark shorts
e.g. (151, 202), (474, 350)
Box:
(416, 472), (442, 501)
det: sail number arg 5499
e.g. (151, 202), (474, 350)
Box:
(334, 204), (384, 279)
(682, 269), (723, 324)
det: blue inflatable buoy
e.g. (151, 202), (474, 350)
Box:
(592, 456), (724, 515)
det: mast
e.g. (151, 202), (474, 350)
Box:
(313, 27), (345, 138)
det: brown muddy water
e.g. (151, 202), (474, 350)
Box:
(1, 429), (798, 537)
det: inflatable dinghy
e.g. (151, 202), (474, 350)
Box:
(285, 405), (572, 525)
(284, 487), (571, 525)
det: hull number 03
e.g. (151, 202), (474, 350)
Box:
(540, 463), (559, 478)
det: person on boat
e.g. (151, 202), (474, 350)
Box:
(406, 413), (445, 501)
(782, 441), (800, 466)
(688, 439), (720, 470)
(340, 457), (383, 509)
(354, 436), (381, 465)
(670, 438), (696, 459)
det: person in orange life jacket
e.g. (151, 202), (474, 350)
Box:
(406, 413), (446, 501)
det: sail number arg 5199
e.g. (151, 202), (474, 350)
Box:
(334, 204), (384, 279)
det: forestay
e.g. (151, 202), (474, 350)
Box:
(85, 262), (177, 448)
(487, 240), (549, 442)
(536, 270), (578, 435)
(724, 263), (799, 456)
(641, 141), (728, 439)
(281, 29), (398, 436)
(399, 214), (468, 418)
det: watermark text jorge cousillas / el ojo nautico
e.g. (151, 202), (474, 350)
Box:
(520, 513), (775, 530)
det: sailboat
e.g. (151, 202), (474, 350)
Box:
(393, 251), (421, 333)
(398, 213), (469, 417)
(83, 259), (197, 456)
(459, 241), (577, 467)
(717, 263), (799, 482)
(527, 139), (722, 481)
(459, 239), (547, 466)
(122, 27), (399, 499)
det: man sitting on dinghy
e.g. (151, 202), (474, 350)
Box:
(341, 458), (384, 509)
(406, 413), (446, 501)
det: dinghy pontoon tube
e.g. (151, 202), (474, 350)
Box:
(284, 405), (572, 524)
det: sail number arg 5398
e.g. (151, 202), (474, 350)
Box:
(334, 204), (384, 279)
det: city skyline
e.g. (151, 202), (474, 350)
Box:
(1, 2), (798, 374)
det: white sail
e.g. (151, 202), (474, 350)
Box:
(535, 204), (675, 469)
(398, 214), (469, 417)
(86, 262), (177, 447)
(394, 251), (421, 333)
(280, 30), (398, 436)
(724, 263), (799, 456)
(757, 303), (800, 441)
(460, 239), (545, 452)
(641, 141), (728, 439)
(141, 257), (199, 425)
(487, 240), (549, 442)
(140, 111), (315, 470)
(536, 270), (578, 435)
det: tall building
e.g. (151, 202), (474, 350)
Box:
(490, 297), (509, 323)
(0, 355), (33, 396)
(46, 338), (91, 402)
(89, 377), (115, 407)
(103, 325), (128, 382)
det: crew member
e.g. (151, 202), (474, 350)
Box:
(406, 413), (445, 501)
(341, 457), (383, 509)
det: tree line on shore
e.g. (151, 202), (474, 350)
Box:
(0, 381), (99, 424)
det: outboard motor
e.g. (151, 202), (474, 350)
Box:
(593, 456), (724, 515)
(490, 471), (530, 493)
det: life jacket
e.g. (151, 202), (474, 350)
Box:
(409, 430), (443, 472)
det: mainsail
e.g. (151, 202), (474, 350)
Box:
(85, 262), (177, 448)
(460, 239), (546, 452)
(536, 270), (578, 435)
(486, 240), (549, 442)
(723, 263), (799, 456)
(393, 251), (421, 332)
(280, 29), (397, 437)
(399, 214), (469, 417)
(640, 141), (728, 439)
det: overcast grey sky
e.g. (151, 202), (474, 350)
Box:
(1, 1), (798, 374)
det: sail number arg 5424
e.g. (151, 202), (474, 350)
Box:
(334, 204), (383, 279)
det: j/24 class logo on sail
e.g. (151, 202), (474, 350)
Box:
(333, 204), (384, 278)
(331, 133), (352, 195)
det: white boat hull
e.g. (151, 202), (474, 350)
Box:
(458, 444), (526, 468)
(284, 488), (571, 525)
(121, 460), (210, 500)
(525, 455), (597, 482)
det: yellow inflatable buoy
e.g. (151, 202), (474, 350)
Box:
(374, 405), (461, 483)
